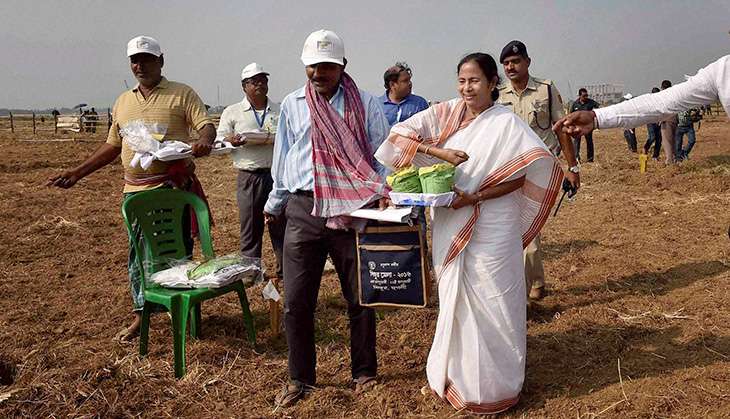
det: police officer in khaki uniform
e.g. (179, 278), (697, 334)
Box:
(497, 40), (581, 302)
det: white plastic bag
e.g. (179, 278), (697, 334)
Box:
(262, 280), (281, 302)
(120, 120), (167, 153)
(148, 254), (262, 289)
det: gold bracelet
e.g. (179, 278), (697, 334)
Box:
(424, 145), (431, 155)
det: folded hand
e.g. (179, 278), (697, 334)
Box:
(449, 187), (478, 209)
(440, 148), (469, 166)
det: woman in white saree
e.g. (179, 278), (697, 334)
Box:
(375, 53), (563, 414)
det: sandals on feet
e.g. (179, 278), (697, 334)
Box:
(114, 327), (139, 344)
(274, 381), (314, 409)
(353, 376), (377, 394)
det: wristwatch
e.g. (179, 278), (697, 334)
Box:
(568, 164), (581, 174)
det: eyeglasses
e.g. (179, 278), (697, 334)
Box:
(245, 77), (268, 85)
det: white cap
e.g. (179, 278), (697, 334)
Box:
(241, 62), (269, 81)
(623, 93), (633, 100)
(127, 36), (162, 57)
(300, 29), (345, 66)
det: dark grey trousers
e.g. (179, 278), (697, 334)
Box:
(236, 169), (285, 278)
(282, 192), (377, 385)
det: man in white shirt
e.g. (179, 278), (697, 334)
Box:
(555, 55), (729, 135)
(218, 63), (284, 281)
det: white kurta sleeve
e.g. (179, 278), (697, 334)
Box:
(595, 55), (727, 129)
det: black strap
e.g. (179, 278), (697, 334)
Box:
(547, 83), (553, 126)
(532, 82), (554, 132)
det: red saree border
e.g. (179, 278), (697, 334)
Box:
(440, 148), (562, 275)
(443, 381), (520, 415)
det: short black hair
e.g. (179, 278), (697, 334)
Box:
(457, 52), (501, 101)
(661, 80), (672, 89)
(578, 88), (588, 95)
(651, 87), (660, 93)
(383, 62), (412, 91)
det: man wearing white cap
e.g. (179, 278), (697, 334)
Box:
(218, 63), (284, 284)
(48, 35), (216, 342)
(264, 29), (390, 407)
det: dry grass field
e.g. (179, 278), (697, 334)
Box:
(1, 115), (729, 418)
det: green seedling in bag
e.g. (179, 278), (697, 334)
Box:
(419, 163), (455, 194)
(386, 165), (422, 193)
(188, 255), (240, 281)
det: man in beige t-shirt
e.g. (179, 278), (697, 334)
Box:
(48, 36), (216, 341)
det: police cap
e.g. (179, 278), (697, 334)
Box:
(500, 40), (528, 63)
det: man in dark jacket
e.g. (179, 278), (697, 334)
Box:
(570, 88), (600, 162)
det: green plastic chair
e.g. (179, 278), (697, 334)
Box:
(121, 188), (256, 378)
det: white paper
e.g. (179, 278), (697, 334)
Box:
(211, 140), (235, 155)
(155, 141), (193, 161)
(349, 207), (416, 223)
(129, 138), (236, 168)
(262, 280), (281, 302)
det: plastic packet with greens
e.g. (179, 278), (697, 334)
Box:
(418, 163), (456, 194)
(148, 253), (262, 289)
(386, 165), (422, 193)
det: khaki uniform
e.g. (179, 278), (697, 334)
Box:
(498, 76), (565, 295)
(498, 76), (565, 154)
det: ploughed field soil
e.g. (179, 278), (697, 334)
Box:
(1, 116), (729, 418)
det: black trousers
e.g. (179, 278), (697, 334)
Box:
(623, 129), (638, 152)
(644, 124), (662, 158)
(236, 169), (285, 277)
(573, 131), (594, 161)
(282, 193), (377, 385)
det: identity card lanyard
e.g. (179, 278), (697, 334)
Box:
(253, 106), (268, 129)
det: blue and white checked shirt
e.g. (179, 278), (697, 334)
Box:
(263, 84), (390, 216)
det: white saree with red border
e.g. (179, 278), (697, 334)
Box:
(375, 99), (562, 414)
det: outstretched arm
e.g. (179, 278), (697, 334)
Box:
(556, 56), (724, 135)
(47, 143), (121, 188)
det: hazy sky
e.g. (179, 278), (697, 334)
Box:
(2, 0), (728, 109)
